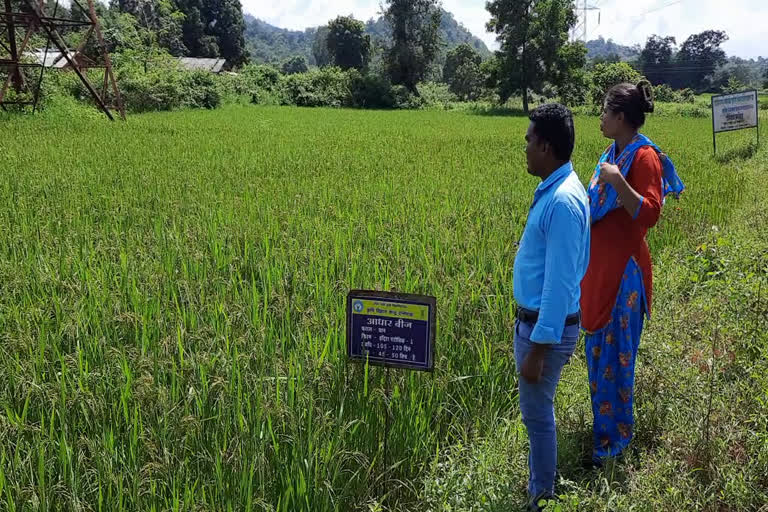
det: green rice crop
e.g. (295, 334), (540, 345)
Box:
(0, 105), (765, 511)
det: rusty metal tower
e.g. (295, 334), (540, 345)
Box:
(0, 0), (124, 120)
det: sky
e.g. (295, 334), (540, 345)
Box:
(249, 0), (767, 59)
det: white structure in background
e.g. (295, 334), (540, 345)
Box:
(176, 57), (227, 73)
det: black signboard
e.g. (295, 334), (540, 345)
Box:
(346, 290), (436, 372)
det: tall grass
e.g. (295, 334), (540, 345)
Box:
(0, 106), (765, 510)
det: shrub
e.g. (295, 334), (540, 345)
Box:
(280, 67), (354, 108)
(654, 84), (678, 102)
(247, 65), (282, 92)
(349, 72), (395, 109)
(117, 67), (221, 113)
(654, 103), (709, 118)
(391, 85), (425, 110)
(118, 69), (185, 112)
(590, 62), (643, 106)
(180, 71), (221, 110)
(418, 82), (458, 110)
(653, 84), (696, 105)
(680, 88), (696, 103)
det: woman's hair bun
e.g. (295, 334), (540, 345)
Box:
(636, 80), (655, 113)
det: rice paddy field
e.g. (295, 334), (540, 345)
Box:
(1, 105), (767, 511)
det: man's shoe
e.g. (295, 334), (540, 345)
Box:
(527, 491), (555, 512)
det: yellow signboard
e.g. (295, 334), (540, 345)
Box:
(351, 299), (428, 321)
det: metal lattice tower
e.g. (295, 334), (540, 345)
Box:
(0, 0), (124, 119)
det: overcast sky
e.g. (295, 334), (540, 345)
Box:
(250, 0), (767, 59)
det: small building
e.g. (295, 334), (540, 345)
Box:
(26, 49), (71, 69)
(176, 57), (227, 73)
(26, 49), (100, 70)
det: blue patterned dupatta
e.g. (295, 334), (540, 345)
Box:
(588, 133), (685, 222)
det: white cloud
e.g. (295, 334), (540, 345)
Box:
(582, 0), (766, 58)
(248, 0), (766, 58)
(248, 0), (380, 31)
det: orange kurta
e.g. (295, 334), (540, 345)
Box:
(580, 147), (664, 333)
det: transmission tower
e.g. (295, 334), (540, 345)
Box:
(0, 0), (124, 120)
(573, 0), (600, 43)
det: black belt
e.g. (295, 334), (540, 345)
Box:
(516, 307), (580, 327)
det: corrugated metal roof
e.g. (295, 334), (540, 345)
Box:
(25, 49), (71, 68)
(177, 57), (227, 73)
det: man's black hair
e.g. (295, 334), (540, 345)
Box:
(529, 103), (575, 162)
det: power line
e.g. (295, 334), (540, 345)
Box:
(594, 0), (685, 37)
(638, 0), (684, 17)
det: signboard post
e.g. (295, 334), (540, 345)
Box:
(346, 290), (436, 492)
(711, 90), (760, 155)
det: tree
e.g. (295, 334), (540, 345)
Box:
(486, 0), (581, 112)
(326, 16), (371, 71)
(443, 43), (483, 99)
(676, 30), (728, 91)
(174, 0), (247, 66)
(443, 43), (481, 83)
(281, 55), (309, 75)
(99, 10), (170, 71)
(112, 0), (187, 56)
(177, 0), (211, 56)
(710, 57), (762, 92)
(591, 54), (621, 66)
(479, 56), (500, 91)
(763, 68), (768, 90)
(553, 41), (589, 106)
(453, 62), (482, 101)
(723, 76), (746, 94)
(312, 26), (332, 67)
(590, 61), (643, 106)
(639, 35), (676, 85)
(201, 0), (248, 67)
(383, 0), (442, 94)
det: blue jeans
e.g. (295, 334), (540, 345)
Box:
(514, 319), (579, 498)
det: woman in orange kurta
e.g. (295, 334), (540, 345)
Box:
(581, 81), (684, 465)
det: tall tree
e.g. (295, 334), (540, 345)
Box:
(639, 35), (676, 86)
(312, 26), (332, 67)
(172, 0), (247, 65)
(326, 16), (371, 71)
(486, 0), (581, 112)
(676, 30), (728, 91)
(112, 0), (187, 55)
(552, 39), (588, 106)
(177, 0), (212, 56)
(443, 43), (481, 83)
(383, 0), (442, 94)
(201, 0), (248, 67)
(443, 43), (482, 100)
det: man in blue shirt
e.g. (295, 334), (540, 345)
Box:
(513, 104), (590, 511)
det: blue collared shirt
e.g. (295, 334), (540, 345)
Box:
(513, 162), (590, 344)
